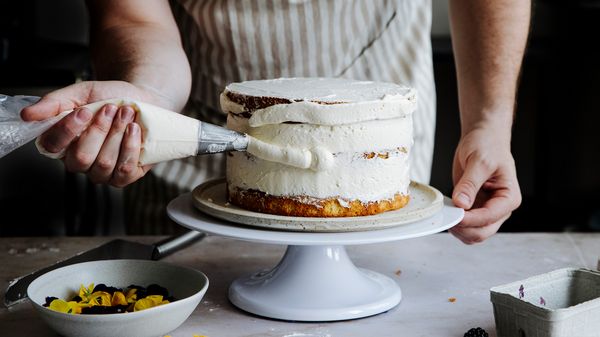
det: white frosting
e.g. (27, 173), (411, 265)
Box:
(227, 114), (413, 153)
(35, 98), (200, 166)
(246, 137), (334, 171)
(248, 98), (414, 127)
(223, 77), (416, 202)
(225, 77), (414, 103)
(221, 78), (416, 127)
(227, 150), (410, 202)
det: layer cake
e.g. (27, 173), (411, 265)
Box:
(221, 77), (416, 217)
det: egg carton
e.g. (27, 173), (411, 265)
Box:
(490, 268), (600, 337)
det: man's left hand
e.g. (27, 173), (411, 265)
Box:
(449, 126), (522, 244)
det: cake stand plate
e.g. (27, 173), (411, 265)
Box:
(167, 182), (463, 321)
(192, 178), (444, 232)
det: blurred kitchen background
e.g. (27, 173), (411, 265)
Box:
(1, 0), (599, 236)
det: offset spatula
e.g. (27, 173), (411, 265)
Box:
(4, 230), (205, 307)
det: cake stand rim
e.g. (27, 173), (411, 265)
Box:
(167, 192), (463, 246)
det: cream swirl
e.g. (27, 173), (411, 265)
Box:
(246, 137), (334, 171)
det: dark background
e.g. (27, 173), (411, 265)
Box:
(1, 0), (599, 236)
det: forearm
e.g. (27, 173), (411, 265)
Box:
(87, 1), (191, 112)
(449, 0), (531, 137)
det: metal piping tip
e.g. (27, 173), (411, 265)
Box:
(197, 121), (249, 155)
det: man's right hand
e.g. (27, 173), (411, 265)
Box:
(21, 80), (155, 187)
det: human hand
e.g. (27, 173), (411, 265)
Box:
(449, 126), (522, 244)
(21, 81), (155, 187)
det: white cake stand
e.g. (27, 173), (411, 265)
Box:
(167, 179), (463, 322)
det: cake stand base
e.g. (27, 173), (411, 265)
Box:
(167, 180), (464, 322)
(229, 245), (401, 321)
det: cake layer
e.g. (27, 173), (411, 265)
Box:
(226, 148), (410, 202)
(227, 113), (413, 154)
(228, 187), (410, 217)
(220, 78), (416, 126)
(224, 77), (415, 105)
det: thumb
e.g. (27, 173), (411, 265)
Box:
(21, 97), (63, 121)
(21, 82), (95, 121)
(452, 157), (493, 209)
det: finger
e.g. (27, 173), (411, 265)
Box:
(458, 191), (515, 228)
(452, 156), (494, 209)
(64, 104), (118, 173)
(88, 106), (135, 184)
(20, 97), (63, 121)
(448, 227), (470, 244)
(111, 123), (143, 188)
(458, 169), (521, 228)
(38, 107), (94, 154)
(449, 214), (509, 245)
(21, 82), (94, 121)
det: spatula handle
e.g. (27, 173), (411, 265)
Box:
(152, 231), (206, 260)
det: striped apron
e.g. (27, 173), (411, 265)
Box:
(125, 0), (436, 233)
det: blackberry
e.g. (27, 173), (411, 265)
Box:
(146, 284), (169, 297)
(81, 304), (129, 315)
(464, 327), (489, 337)
(93, 283), (120, 294)
(43, 296), (58, 307)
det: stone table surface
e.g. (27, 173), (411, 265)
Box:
(1, 233), (598, 337)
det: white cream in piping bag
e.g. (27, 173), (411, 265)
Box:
(36, 98), (201, 166)
(35, 98), (332, 171)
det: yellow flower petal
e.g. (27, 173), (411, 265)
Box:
(89, 291), (112, 306)
(68, 301), (83, 314)
(78, 283), (94, 300)
(49, 299), (70, 313)
(111, 291), (128, 306)
(125, 288), (137, 303)
(48, 299), (82, 314)
(133, 295), (166, 312)
(145, 295), (165, 306)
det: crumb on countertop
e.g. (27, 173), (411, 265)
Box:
(448, 297), (457, 303)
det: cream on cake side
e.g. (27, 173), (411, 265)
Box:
(227, 150), (411, 203)
(246, 137), (334, 172)
(227, 113), (413, 154)
(226, 113), (413, 203)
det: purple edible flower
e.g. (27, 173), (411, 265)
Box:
(540, 297), (546, 306)
(518, 284), (525, 299)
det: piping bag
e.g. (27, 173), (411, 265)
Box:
(0, 95), (332, 171)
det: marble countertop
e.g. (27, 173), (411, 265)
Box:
(1, 233), (598, 337)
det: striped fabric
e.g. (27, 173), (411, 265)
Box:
(126, 0), (436, 233)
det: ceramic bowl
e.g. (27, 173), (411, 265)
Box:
(27, 259), (209, 337)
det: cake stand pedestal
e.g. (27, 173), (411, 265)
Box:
(167, 182), (463, 322)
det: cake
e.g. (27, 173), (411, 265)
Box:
(220, 77), (416, 217)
